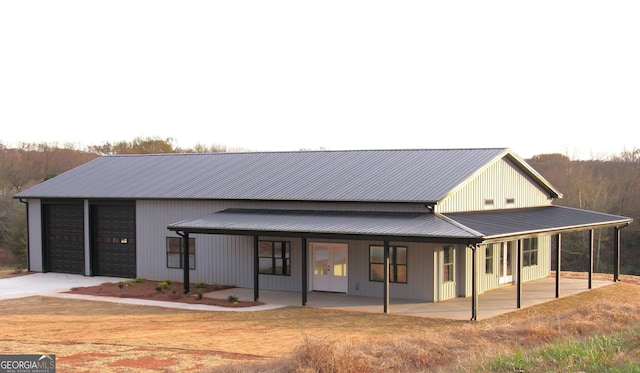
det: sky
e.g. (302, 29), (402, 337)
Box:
(1, 1), (638, 160)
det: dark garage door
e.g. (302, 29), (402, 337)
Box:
(43, 202), (85, 274)
(91, 202), (136, 278)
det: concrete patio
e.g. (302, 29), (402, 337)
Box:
(207, 276), (613, 320)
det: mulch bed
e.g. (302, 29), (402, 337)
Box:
(66, 279), (263, 308)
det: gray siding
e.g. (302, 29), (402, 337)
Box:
(346, 240), (436, 301)
(438, 157), (552, 213)
(27, 199), (43, 272)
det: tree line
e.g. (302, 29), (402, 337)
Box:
(0, 138), (638, 274)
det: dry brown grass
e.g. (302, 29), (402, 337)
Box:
(1, 275), (639, 372)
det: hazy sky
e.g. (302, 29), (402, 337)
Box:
(1, 1), (638, 159)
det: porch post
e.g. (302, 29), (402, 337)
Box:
(555, 234), (561, 298)
(471, 245), (478, 321)
(588, 230), (594, 289)
(182, 232), (190, 294)
(254, 235), (259, 301)
(517, 239), (522, 309)
(301, 237), (308, 306)
(613, 227), (620, 282)
(383, 240), (390, 314)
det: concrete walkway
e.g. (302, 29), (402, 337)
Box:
(0, 273), (613, 319)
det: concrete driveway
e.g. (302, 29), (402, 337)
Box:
(0, 272), (283, 312)
(0, 272), (127, 301)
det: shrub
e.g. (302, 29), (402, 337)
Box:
(196, 281), (206, 289)
(171, 288), (177, 295)
(197, 291), (203, 300)
(118, 282), (124, 289)
(155, 285), (163, 292)
(123, 280), (133, 286)
(134, 277), (143, 283)
(227, 295), (239, 303)
(158, 281), (170, 290)
(163, 278), (172, 285)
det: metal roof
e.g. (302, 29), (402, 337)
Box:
(167, 209), (483, 243)
(167, 206), (632, 243)
(15, 148), (540, 203)
(444, 206), (633, 239)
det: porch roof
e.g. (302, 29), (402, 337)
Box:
(445, 205), (633, 240)
(167, 209), (483, 244)
(167, 206), (632, 243)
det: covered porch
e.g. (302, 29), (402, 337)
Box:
(204, 275), (613, 320)
(168, 206), (632, 321)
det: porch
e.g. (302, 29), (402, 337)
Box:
(205, 275), (613, 320)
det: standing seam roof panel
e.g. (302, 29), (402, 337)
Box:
(15, 148), (512, 202)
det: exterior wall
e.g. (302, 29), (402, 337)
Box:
(26, 199), (43, 272)
(474, 236), (552, 294)
(346, 240), (436, 301)
(437, 157), (552, 213)
(25, 196), (552, 302)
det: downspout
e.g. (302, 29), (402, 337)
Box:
(19, 198), (30, 272)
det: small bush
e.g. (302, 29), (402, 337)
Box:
(158, 281), (170, 290)
(196, 281), (206, 289)
(227, 295), (239, 303)
(163, 278), (172, 285)
(134, 277), (143, 283)
(155, 285), (163, 292)
(118, 282), (124, 289)
(171, 288), (177, 295)
(123, 280), (133, 286)
(197, 291), (203, 300)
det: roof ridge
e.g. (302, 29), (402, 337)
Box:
(104, 147), (509, 157)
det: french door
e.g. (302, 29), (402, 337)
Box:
(311, 243), (348, 293)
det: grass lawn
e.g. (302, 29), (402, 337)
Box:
(0, 276), (639, 372)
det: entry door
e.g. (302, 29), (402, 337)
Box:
(311, 243), (348, 293)
(499, 242), (513, 284)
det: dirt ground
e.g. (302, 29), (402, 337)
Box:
(0, 272), (639, 372)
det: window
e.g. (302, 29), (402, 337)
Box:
(443, 246), (455, 282)
(523, 237), (538, 266)
(259, 241), (291, 276)
(506, 198), (515, 206)
(485, 244), (494, 274)
(484, 199), (495, 209)
(369, 246), (407, 283)
(166, 237), (195, 269)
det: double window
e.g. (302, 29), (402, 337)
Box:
(259, 241), (291, 276)
(166, 237), (195, 269)
(369, 245), (407, 283)
(523, 237), (538, 267)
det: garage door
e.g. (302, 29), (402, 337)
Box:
(43, 202), (85, 274)
(91, 202), (136, 278)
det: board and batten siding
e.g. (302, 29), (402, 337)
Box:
(438, 157), (552, 213)
(463, 237), (552, 296)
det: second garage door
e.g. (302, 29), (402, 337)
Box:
(91, 202), (136, 278)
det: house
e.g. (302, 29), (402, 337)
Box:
(14, 148), (633, 319)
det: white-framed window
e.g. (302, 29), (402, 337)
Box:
(485, 244), (494, 274)
(523, 237), (538, 267)
(443, 246), (455, 282)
